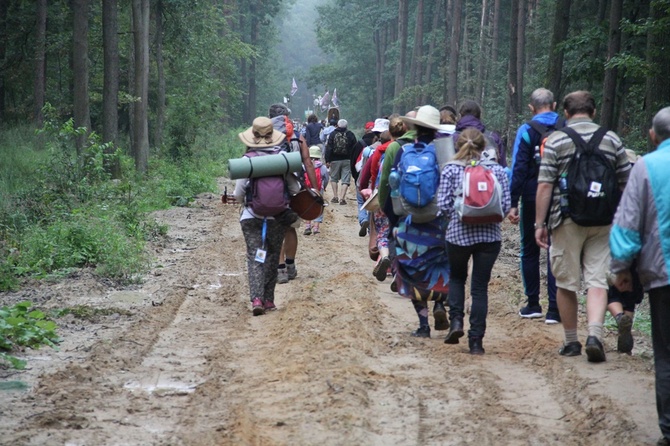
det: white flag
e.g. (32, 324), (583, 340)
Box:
(291, 78), (298, 96)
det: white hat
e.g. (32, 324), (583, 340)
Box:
(371, 118), (390, 133)
(337, 119), (348, 128)
(401, 105), (453, 132)
(309, 145), (321, 159)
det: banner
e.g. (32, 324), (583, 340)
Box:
(332, 88), (339, 107)
(291, 78), (298, 96)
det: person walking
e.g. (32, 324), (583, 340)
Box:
(439, 128), (511, 354)
(610, 106), (670, 445)
(325, 119), (356, 205)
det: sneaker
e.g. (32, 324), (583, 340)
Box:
(616, 314), (634, 354)
(469, 337), (485, 355)
(585, 336), (607, 363)
(373, 256), (391, 282)
(264, 300), (277, 311)
(545, 310), (561, 325)
(358, 220), (369, 237)
(411, 326), (430, 338)
(519, 305), (543, 319)
(252, 298), (265, 316)
(558, 341), (582, 356)
(390, 277), (398, 293)
(304, 227), (312, 235)
(286, 263), (297, 280)
(339, 199), (347, 205)
(331, 197), (339, 203)
(277, 268), (289, 284)
(433, 302), (449, 331)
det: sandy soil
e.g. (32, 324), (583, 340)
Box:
(0, 178), (661, 445)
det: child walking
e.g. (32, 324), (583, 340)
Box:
(304, 146), (329, 235)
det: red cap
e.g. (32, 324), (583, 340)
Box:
(365, 122), (374, 130)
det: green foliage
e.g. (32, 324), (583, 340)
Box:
(0, 301), (60, 369)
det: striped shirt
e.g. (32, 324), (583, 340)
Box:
(538, 117), (631, 230)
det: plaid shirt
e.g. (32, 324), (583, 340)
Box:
(438, 162), (511, 246)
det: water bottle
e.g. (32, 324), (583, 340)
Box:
(534, 145), (541, 164)
(389, 169), (400, 197)
(558, 173), (569, 215)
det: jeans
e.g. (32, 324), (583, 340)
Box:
(447, 241), (501, 339)
(650, 286), (670, 439)
(356, 190), (368, 226)
(520, 199), (557, 311)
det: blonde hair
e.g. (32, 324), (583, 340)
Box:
(454, 128), (486, 162)
(389, 116), (405, 138)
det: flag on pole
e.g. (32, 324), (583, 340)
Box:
(290, 78), (298, 96)
(332, 88), (339, 107)
(320, 91), (330, 111)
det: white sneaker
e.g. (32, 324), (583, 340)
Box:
(277, 268), (289, 284)
(287, 263), (297, 280)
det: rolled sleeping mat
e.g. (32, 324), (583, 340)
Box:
(228, 151), (302, 180)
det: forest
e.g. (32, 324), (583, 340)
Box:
(0, 0), (669, 291)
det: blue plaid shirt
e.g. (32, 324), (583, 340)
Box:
(438, 162), (511, 246)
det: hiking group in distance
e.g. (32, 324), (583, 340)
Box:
(230, 91), (670, 445)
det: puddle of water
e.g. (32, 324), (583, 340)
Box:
(124, 379), (198, 396)
(108, 291), (148, 304)
(0, 381), (29, 392)
(208, 283), (221, 290)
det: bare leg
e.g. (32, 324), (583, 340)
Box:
(557, 287), (578, 331)
(586, 287), (607, 325)
(284, 227), (298, 259)
(340, 184), (349, 201)
(330, 182), (339, 200)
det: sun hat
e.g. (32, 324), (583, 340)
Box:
(309, 146), (322, 159)
(238, 116), (286, 148)
(401, 105), (454, 132)
(337, 119), (348, 128)
(371, 118), (390, 133)
(365, 121), (375, 131)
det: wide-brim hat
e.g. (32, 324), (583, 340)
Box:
(239, 116), (286, 148)
(309, 145), (322, 159)
(401, 105), (451, 131)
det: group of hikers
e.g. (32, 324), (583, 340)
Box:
(232, 91), (670, 445)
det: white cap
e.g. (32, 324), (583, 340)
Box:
(371, 118), (390, 133)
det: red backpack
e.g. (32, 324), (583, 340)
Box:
(449, 160), (504, 224)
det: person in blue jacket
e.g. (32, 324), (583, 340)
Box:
(507, 88), (562, 323)
(610, 106), (670, 446)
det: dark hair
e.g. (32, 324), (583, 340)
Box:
(307, 114), (318, 123)
(328, 118), (337, 126)
(458, 100), (481, 120)
(563, 91), (596, 117)
(415, 124), (435, 139)
(439, 105), (457, 115)
(268, 103), (289, 118)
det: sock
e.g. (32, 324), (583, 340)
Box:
(278, 263), (286, 270)
(588, 322), (603, 340)
(564, 328), (578, 344)
(614, 312), (624, 324)
(412, 300), (429, 327)
(285, 258), (294, 265)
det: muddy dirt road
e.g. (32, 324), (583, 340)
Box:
(0, 179), (661, 445)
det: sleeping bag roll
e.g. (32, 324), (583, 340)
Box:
(228, 151), (302, 180)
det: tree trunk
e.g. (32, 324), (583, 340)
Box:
(374, 2), (388, 118)
(247, 9), (258, 121)
(0, 0), (6, 124)
(393, 0), (408, 113)
(442, 0), (452, 104)
(516, 0), (527, 114)
(643, 1), (670, 151)
(588, 0), (609, 92)
(475, 0), (489, 104)
(506, 0), (519, 136)
(447, 0), (463, 105)
(421, 0), (441, 104)
(491, 0), (501, 68)
(73, 0), (91, 154)
(102, 0), (120, 178)
(132, 0), (150, 174)
(34, 0), (47, 128)
(546, 0), (571, 100)
(409, 0), (424, 103)
(154, 0), (165, 148)
(600, 0), (623, 131)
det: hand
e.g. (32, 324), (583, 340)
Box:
(535, 226), (549, 249)
(613, 270), (633, 292)
(326, 162), (331, 169)
(360, 188), (372, 200)
(507, 208), (520, 224)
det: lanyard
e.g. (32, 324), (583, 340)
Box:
(261, 218), (267, 249)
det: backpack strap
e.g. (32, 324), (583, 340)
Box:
(527, 120), (549, 138)
(561, 126), (608, 154)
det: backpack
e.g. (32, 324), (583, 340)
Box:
(527, 118), (566, 162)
(304, 165), (323, 190)
(244, 149), (289, 217)
(392, 142), (441, 223)
(449, 160), (504, 224)
(331, 131), (350, 156)
(561, 126), (620, 227)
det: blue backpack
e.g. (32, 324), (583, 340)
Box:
(398, 142), (440, 207)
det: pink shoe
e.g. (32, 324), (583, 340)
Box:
(264, 300), (277, 311)
(252, 298), (265, 316)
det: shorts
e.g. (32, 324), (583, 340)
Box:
(550, 218), (610, 292)
(329, 160), (351, 185)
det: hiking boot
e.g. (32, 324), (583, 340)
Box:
(469, 337), (485, 355)
(358, 220), (369, 237)
(339, 199), (347, 205)
(286, 263), (297, 280)
(558, 341), (582, 356)
(585, 336), (607, 363)
(616, 314), (634, 354)
(545, 310), (561, 325)
(444, 318), (464, 344)
(519, 304), (543, 319)
(411, 326), (430, 338)
(252, 298), (265, 316)
(331, 197), (339, 203)
(264, 300), (277, 311)
(433, 302), (449, 331)
(304, 227), (312, 236)
(390, 278), (398, 293)
(277, 268), (289, 284)
(373, 256), (391, 282)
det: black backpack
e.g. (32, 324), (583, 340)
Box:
(561, 126), (620, 227)
(331, 131), (350, 156)
(527, 118), (565, 165)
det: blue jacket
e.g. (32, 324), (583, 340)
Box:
(610, 139), (670, 291)
(509, 111), (561, 207)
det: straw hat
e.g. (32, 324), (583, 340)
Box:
(402, 105), (454, 132)
(309, 146), (322, 159)
(238, 117), (286, 148)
